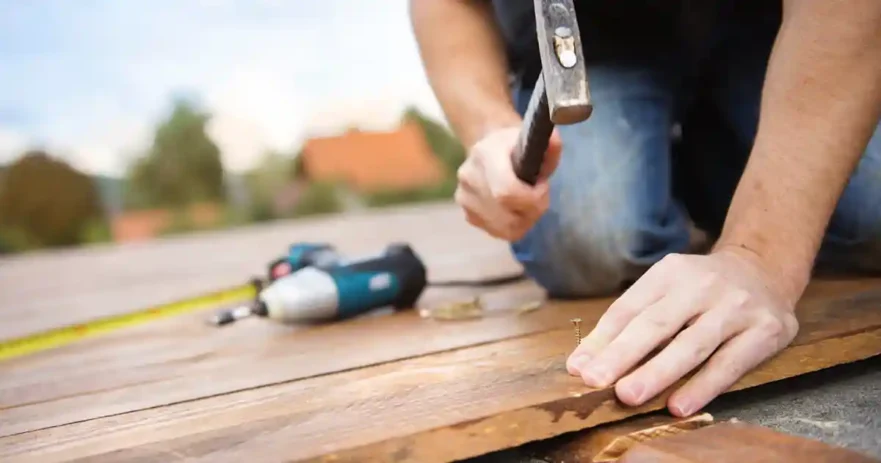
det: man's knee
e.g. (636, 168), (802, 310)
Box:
(509, 63), (693, 298)
(513, 211), (689, 298)
(511, 150), (693, 298)
(819, 125), (881, 273)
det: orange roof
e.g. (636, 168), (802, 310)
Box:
(300, 121), (446, 193)
(110, 203), (222, 242)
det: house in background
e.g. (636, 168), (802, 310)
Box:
(110, 202), (222, 243)
(296, 120), (446, 194)
(110, 121), (447, 242)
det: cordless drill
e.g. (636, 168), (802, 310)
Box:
(212, 243), (427, 325)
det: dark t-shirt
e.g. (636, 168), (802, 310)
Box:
(490, 0), (778, 89)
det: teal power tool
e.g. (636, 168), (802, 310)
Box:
(211, 243), (428, 325)
(266, 242), (342, 281)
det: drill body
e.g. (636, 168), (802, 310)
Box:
(254, 243), (427, 323)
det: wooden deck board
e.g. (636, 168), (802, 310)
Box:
(2, 203), (881, 462)
(2, 283), (881, 462)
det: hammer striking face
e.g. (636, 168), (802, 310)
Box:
(533, 0), (591, 124)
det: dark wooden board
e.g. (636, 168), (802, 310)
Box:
(0, 280), (562, 436)
(2, 285), (881, 462)
(619, 421), (880, 462)
(533, 412), (715, 462)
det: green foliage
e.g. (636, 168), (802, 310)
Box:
(401, 107), (466, 175)
(0, 150), (107, 251)
(363, 177), (457, 208)
(0, 225), (41, 253)
(124, 99), (226, 209)
(290, 181), (344, 217)
(242, 150), (295, 222)
(79, 218), (113, 244)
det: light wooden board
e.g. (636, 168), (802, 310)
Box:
(0, 203), (522, 340)
(2, 284), (880, 463)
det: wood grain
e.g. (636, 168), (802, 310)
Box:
(535, 413), (715, 462)
(2, 286), (881, 463)
(3, 279), (879, 438)
(619, 421), (880, 462)
(0, 280), (562, 436)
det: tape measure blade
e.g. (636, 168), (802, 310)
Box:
(0, 283), (257, 362)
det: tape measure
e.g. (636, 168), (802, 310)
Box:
(0, 282), (259, 362)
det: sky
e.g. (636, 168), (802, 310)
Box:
(0, 0), (447, 176)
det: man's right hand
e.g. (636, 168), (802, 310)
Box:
(455, 125), (563, 242)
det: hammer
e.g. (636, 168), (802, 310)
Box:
(512, 0), (592, 185)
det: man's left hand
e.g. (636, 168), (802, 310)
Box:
(566, 248), (800, 417)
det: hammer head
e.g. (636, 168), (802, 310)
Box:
(533, 0), (592, 125)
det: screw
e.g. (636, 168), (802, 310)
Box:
(570, 318), (582, 346)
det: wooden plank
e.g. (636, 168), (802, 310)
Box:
(534, 413), (715, 462)
(618, 421), (880, 462)
(3, 278), (878, 438)
(0, 203), (521, 340)
(2, 285), (880, 463)
(0, 280), (559, 436)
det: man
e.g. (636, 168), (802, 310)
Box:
(409, 0), (881, 417)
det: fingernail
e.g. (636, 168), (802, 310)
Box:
(582, 362), (609, 387)
(671, 399), (693, 417)
(567, 354), (591, 374)
(624, 381), (644, 403)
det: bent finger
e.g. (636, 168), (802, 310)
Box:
(615, 304), (750, 406)
(570, 264), (668, 370)
(579, 288), (702, 388)
(667, 327), (780, 417)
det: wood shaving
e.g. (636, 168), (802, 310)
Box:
(420, 297), (484, 321)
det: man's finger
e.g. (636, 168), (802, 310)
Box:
(578, 288), (703, 388)
(615, 304), (750, 406)
(568, 267), (669, 376)
(539, 128), (563, 180)
(667, 326), (779, 417)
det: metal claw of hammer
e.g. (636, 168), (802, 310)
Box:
(512, 0), (592, 185)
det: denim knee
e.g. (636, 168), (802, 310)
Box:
(513, 201), (691, 298)
(818, 127), (881, 273)
(509, 65), (693, 297)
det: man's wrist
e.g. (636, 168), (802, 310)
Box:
(459, 106), (522, 150)
(711, 234), (813, 307)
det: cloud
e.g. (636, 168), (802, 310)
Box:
(0, 127), (28, 165)
(0, 0), (446, 177)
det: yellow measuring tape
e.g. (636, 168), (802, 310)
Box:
(0, 283), (258, 362)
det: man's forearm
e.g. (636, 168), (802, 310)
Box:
(716, 0), (881, 303)
(409, 0), (521, 148)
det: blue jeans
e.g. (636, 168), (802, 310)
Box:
(510, 5), (881, 298)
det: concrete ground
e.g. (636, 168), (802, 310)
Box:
(473, 355), (881, 462)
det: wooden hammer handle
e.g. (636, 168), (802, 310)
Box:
(511, 73), (553, 186)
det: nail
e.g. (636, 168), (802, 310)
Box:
(570, 318), (582, 347)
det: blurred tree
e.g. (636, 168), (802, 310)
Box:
(290, 181), (344, 217)
(0, 150), (106, 251)
(243, 149), (295, 222)
(124, 99), (226, 209)
(401, 107), (466, 175)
